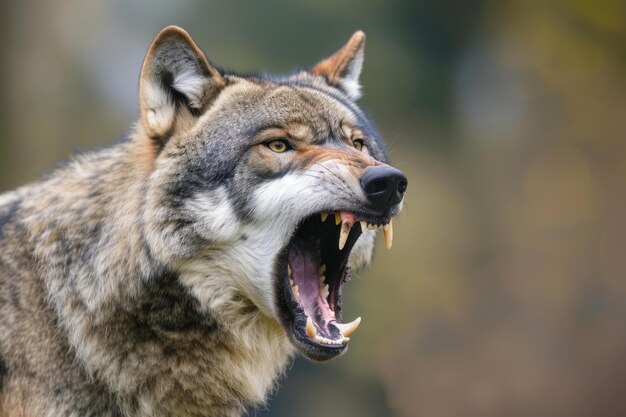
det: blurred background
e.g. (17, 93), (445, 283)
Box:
(1, 0), (625, 416)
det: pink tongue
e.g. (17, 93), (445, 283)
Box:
(288, 239), (321, 319)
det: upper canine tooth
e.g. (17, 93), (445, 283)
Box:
(339, 221), (353, 250)
(335, 317), (361, 337)
(384, 220), (393, 249)
(335, 213), (341, 225)
(318, 264), (326, 276)
(306, 317), (317, 338)
(321, 212), (329, 222)
(360, 220), (367, 231)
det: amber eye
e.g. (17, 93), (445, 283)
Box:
(266, 139), (291, 153)
(353, 139), (365, 151)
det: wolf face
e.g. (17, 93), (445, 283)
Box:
(139, 27), (407, 362)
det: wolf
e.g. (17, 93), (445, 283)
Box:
(0, 26), (407, 416)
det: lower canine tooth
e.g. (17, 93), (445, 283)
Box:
(306, 317), (317, 338)
(335, 317), (361, 337)
(384, 220), (393, 249)
(360, 220), (367, 231)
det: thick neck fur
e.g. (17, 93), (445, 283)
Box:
(12, 132), (294, 417)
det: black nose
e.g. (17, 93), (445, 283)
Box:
(360, 165), (408, 212)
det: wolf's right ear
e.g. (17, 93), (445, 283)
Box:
(139, 26), (225, 140)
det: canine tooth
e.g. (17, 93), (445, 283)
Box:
(306, 317), (317, 338)
(318, 264), (326, 276)
(335, 213), (341, 225)
(384, 220), (393, 249)
(321, 212), (329, 222)
(339, 221), (353, 250)
(288, 265), (292, 277)
(335, 317), (361, 337)
(360, 220), (367, 231)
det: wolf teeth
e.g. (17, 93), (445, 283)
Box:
(321, 284), (330, 299)
(321, 212), (329, 222)
(335, 317), (361, 337)
(306, 317), (352, 345)
(306, 317), (317, 338)
(292, 284), (300, 300)
(314, 335), (349, 345)
(383, 220), (393, 249)
(339, 220), (353, 250)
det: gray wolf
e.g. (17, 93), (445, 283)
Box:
(0, 26), (407, 416)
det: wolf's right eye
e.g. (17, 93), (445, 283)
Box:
(352, 139), (365, 152)
(266, 139), (291, 153)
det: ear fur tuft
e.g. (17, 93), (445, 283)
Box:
(311, 31), (366, 100)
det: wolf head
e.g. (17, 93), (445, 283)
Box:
(138, 27), (407, 362)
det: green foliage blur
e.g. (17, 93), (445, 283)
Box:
(1, 1), (625, 416)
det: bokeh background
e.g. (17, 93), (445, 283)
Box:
(1, 1), (625, 416)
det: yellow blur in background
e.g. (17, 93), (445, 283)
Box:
(1, 1), (625, 416)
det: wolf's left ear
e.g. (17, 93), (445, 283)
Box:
(139, 26), (225, 139)
(311, 31), (365, 100)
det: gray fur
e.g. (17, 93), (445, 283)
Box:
(0, 26), (403, 416)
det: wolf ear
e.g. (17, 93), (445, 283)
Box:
(139, 26), (225, 139)
(311, 31), (365, 100)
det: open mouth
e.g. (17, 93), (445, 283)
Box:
(276, 210), (393, 361)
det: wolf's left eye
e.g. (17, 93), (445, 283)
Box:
(266, 139), (292, 153)
(352, 139), (365, 152)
